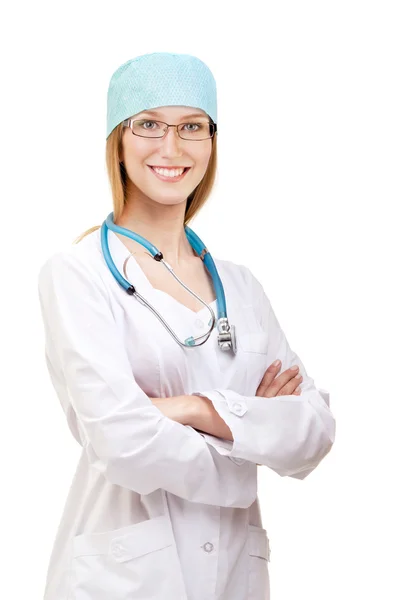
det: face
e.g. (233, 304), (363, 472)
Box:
(120, 106), (213, 207)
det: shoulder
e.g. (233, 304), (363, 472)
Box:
(37, 228), (105, 287)
(213, 256), (261, 288)
(213, 256), (269, 308)
(213, 256), (247, 279)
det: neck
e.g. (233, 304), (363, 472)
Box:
(114, 197), (197, 266)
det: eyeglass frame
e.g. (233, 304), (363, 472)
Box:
(121, 117), (217, 141)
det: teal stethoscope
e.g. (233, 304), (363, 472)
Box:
(100, 212), (237, 354)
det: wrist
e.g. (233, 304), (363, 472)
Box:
(183, 394), (204, 427)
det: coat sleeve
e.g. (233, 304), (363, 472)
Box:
(37, 250), (257, 508)
(190, 266), (336, 479)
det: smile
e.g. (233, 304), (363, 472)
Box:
(148, 166), (190, 182)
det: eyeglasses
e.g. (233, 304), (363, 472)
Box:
(122, 118), (217, 141)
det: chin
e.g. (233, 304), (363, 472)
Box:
(160, 196), (189, 206)
(147, 192), (189, 206)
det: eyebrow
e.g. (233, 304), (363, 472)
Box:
(137, 110), (209, 120)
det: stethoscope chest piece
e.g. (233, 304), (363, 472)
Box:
(217, 320), (237, 354)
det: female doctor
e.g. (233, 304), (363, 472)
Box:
(37, 52), (336, 600)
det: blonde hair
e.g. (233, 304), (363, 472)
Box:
(73, 121), (218, 244)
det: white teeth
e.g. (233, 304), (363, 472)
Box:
(152, 167), (185, 177)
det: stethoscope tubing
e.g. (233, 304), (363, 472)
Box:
(100, 212), (236, 352)
(122, 255), (215, 347)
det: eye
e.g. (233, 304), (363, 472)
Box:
(182, 123), (202, 131)
(138, 120), (159, 130)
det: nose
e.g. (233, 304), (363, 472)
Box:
(160, 125), (184, 155)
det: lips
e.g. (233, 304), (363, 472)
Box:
(149, 166), (190, 170)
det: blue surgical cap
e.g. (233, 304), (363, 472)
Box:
(106, 52), (218, 139)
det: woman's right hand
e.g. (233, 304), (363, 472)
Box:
(256, 360), (302, 398)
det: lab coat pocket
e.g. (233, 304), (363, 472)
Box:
(239, 332), (269, 354)
(247, 525), (271, 600)
(237, 331), (269, 390)
(70, 515), (188, 600)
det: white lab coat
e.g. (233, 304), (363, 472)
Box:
(37, 228), (335, 600)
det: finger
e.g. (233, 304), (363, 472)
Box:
(256, 362), (281, 396)
(263, 366), (301, 398)
(277, 375), (303, 397)
(256, 361), (282, 396)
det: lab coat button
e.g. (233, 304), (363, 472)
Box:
(203, 542), (214, 553)
(195, 319), (204, 329)
(111, 543), (124, 557)
(232, 401), (247, 416)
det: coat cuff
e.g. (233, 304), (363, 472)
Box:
(191, 387), (334, 475)
(184, 424), (248, 466)
(190, 390), (249, 464)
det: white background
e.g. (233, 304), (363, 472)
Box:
(2, 1), (399, 598)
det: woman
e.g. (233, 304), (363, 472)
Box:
(37, 52), (335, 600)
